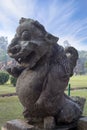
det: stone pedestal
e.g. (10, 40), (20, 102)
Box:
(78, 117), (87, 130)
(1, 119), (35, 130)
(1, 119), (78, 130)
(44, 116), (56, 129)
(1, 126), (7, 130)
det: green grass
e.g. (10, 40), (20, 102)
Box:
(69, 75), (87, 88)
(0, 75), (87, 95)
(0, 75), (87, 129)
(0, 90), (86, 129)
(0, 84), (15, 94)
(0, 96), (23, 129)
(66, 89), (87, 116)
(70, 90), (87, 116)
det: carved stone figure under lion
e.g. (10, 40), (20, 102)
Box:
(7, 18), (83, 128)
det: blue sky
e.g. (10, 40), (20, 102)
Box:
(0, 0), (87, 50)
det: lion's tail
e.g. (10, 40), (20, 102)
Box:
(65, 46), (78, 77)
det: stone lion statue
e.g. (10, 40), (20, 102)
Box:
(7, 18), (82, 127)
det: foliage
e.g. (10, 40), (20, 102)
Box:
(0, 36), (8, 63)
(0, 71), (9, 85)
(0, 36), (7, 50)
(84, 61), (87, 68)
(76, 51), (87, 74)
(78, 51), (87, 60)
(10, 76), (17, 86)
(0, 49), (6, 62)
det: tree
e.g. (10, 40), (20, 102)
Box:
(0, 36), (8, 50)
(0, 36), (8, 65)
(84, 61), (87, 68)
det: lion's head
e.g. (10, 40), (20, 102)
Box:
(7, 17), (58, 67)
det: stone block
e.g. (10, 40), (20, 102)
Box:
(1, 119), (78, 130)
(2, 119), (35, 130)
(78, 116), (87, 130)
(44, 116), (56, 129)
(1, 126), (7, 130)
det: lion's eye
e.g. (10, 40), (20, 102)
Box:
(21, 31), (31, 40)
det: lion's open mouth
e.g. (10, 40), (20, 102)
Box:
(8, 44), (33, 61)
(15, 51), (36, 65)
(8, 45), (21, 55)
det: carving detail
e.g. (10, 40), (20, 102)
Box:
(7, 18), (82, 125)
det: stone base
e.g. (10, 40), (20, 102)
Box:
(1, 116), (87, 130)
(1, 119), (78, 130)
(1, 126), (7, 130)
(78, 116), (87, 130)
(1, 119), (35, 130)
(44, 116), (56, 129)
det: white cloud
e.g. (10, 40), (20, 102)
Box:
(0, 0), (87, 50)
(0, 0), (40, 21)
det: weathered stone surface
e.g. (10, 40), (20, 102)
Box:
(44, 116), (56, 129)
(1, 126), (7, 130)
(71, 96), (86, 111)
(5, 119), (35, 130)
(56, 122), (77, 130)
(6, 17), (82, 126)
(54, 127), (74, 130)
(78, 117), (87, 130)
(1, 119), (78, 130)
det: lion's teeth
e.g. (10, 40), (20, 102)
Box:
(18, 58), (21, 62)
(8, 53), (12, 56)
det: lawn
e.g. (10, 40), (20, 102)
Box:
(0, 90), (87, 129)
(0, 84), (15, 95)
(0, 96), (23, 130)
(66, 89), (87, 116)
(0, 75), (87, 129)
(70, 90), (87, 116)
(0, 75), (87, 95)
(69, 75), (87, 88)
